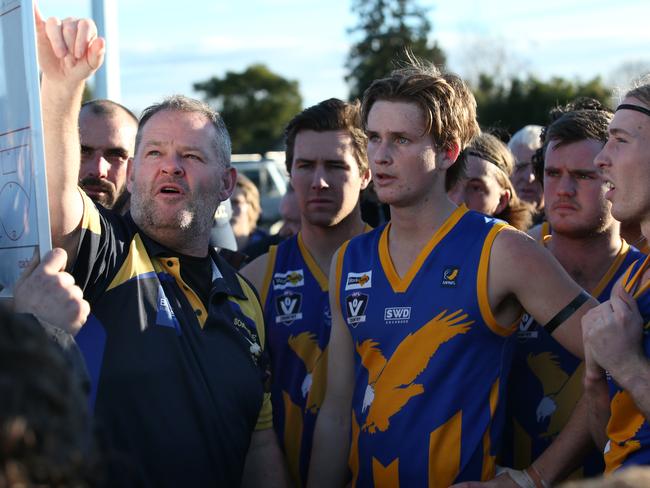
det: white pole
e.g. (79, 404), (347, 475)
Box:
(91, 0), (121, 101)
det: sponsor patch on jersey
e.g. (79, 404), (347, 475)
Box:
(384, 307), (411, 324)
(441, 266), (460, 287)
(155, 284), (181, 334)
(517, 313), (538, 340)
(346, 293), (368, 327)
(275, 291), (303, 325)
(345, 271), (372, 290)
(272, 269), (304, 290)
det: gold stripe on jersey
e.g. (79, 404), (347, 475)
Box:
(160, 257), (208, 328)
(335, 240), (351, 317)
(541, 221), (551, 240)
(481, 379), (500, 480)
(373, 457), (399, 486)
(261, 245), (278, 305)
(428, 410), (462, 487)
(625, 255), (650, 297)
(380, 205), (468, 293)
(298, 232), (328, 291)
(605, 390), (645, 473)
(476, 223), (518, 336)
(79, 188), (102, 234)
(106, 234), (156, 292)
(592, 240), (630, 298)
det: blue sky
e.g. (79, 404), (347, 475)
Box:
(42, 0), (649, 114)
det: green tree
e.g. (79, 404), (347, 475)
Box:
(194, 64), (302, 154)
(473, 74), (612, 133)
(345, 0), (446, 101)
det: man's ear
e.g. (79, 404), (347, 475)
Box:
(360, 166), (371, 191)
(495, 189), (511, 215)
(126, 157), (135, 193)
(436, 142), (461, 171)
(219, 166), (237, 202)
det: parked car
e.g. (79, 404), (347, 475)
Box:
(231, 152), (288, 226)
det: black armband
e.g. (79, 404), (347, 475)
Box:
(544, 290), (591, 334)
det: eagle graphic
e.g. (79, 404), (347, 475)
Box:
(356, 309), (474, 433)
(287, 331), (328, 413)
(527, 352), (583, 437)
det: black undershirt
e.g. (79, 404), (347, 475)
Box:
(177, 253), (213, 308)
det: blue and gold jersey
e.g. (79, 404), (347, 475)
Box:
(503, 239), (644, 477)
(336, 205), (516, 487)
(261, 233), (331, 487)
(605, 254), (650, 472)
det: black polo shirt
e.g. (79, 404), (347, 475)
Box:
(73, 191), (271, 487)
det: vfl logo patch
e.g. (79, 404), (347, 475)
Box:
(384, 307), (411, 324)
(272, 269), (304, 290)
(441, 266), (459, 287)
(275, 292), (303, 325)
(517, 313), (538, 340)
(345, 271), (372, 291)
(346, 293), (368, 327)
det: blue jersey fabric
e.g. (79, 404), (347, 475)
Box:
(262, 233), (331, 487)
(503, 239), (644, 478)
(605, 254), (650, 472)
(336, 205), (516, 487)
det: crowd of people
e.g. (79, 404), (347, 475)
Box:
(2, 8), (650, 488)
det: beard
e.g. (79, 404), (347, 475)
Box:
(129, 179), (218, 248)
(79, 176), (126, 210)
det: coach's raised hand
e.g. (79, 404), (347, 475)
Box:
(35, 6), (105, 85)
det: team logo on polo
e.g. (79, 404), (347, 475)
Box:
(275, 292), (303, 325)
(346, 293), (368, 327)
(441, 266), (460, 287)
(384, 307), (411, 325)
(517, 313), (538, 340)
(272, 269), (304, 290)
(345, 271), (372, 291)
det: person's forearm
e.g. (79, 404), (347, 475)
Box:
(41, 76), (85, 250)
(307, 404), (351, 488)
(584, 371), (611, 450)
(531, 393), (595, 485)
(612, 355), (650, 421)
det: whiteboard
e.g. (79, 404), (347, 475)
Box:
(0, 0), (51, 297)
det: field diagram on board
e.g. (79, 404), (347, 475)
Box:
(0, 0), (50, 296)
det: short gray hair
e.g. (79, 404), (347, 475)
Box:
(508, 125), (543, 153)
(135, 95), (232, 167)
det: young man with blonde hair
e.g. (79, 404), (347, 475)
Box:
(309, 61), (597, 487)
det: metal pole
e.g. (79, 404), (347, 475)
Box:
(91, 0), (121, 101)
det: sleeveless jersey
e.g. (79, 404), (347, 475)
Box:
(605, 254), (650, 472)
(261, 233), (331, 487)
(503, 239), (644, 477)
(336, 205), (517, 487)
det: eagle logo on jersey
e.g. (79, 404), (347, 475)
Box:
(356, 309), (474, 433)
(527, 352), (583, 437)
(287, 332), (328, 413)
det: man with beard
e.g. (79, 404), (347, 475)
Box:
(37, 11), (287, 487)
(503, 106), (645, 482)
(78, 99), (137, 213)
